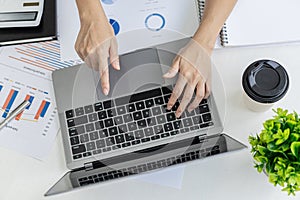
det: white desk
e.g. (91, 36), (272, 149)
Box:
(1, 43), (300, 200)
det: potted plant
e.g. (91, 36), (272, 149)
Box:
(249, 108), (300, 195)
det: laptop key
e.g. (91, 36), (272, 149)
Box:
(107, 108), (117, 118)
(141, 138), (150, 143)
(200, 99), (207, 105)
(99, 129), (108, 138)
(151, 135), (160, 140)
(83, 152), (92, 157)
(65, 110), (74, 119)
(131, 140), (141, 145)
(192, 116), (202, 124)
(162, 86), (173, 95)
(142, 109), (151, 118)
(122, 142), (131, 148)
(93, 149), (102, 155)
(84, 105), (94, 114)
(171, 101), (180, 111)
(123, 113), (133, 123)
(115, 135), (125, 144)
(125, 132), (134, 141)
(151, 106), (162, 116)
(70, 136), (80, 145)
(134, 130), (144, 139)
(180, 127), (190, 133)
(126, 104), (135, 112)
(104, 118), (114, 128)
(96, 139), (105, 148)
(88, 113), (98, 122)
(105, 137), (115, 146)
(86, 142), (96, 151)
(166, 112), (176, 122)
(75, 107), (84, 116)
(163, 94), (171, 104)
(137, 119), (147, 127)
(114, 116), (123, 125)
(164, 123), (173, 132)
(95, 121), (104, 130)
(103, 100), (114, 109)
(69, 125), (85, 136)
(108, 127), (118, 136)
(128, 122), (137, 131)
(135, 101), (145, 110)
(199, 104), (210, 113)
(173, 120), (182, 129)
(200, 122), (214, 128)
(154, 125), (163, 134)
(156, 115), (166, 124)
(118, 124), (128, 133)
(68, 115), (88, 127)
(202, 113), (212, 122)
(73, 154), (82, 160)
(89, 131), (99, 141)
(80, 134), (89, 143)
(147, 117), (156, 126)
(94, 102), (103, 111)
(133, 111), (142, 121)
(154, 97), (164, 105)
(144, 127), (154, 136)
(183, 118), (193, 127)
(145, 99), (154, 108)
(72, 144), (86, 155)
(98, 111), (107, 120)
(116, 106), (126, 115)
(85, 123), (95, 132)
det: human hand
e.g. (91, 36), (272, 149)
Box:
(75, 9), (120, 96)
(163, 39), (212, 118)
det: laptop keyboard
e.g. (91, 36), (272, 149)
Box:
(65, 85), (214, 160)
(78, 145), (221, 186)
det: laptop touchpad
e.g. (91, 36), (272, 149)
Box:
(95, 48), (164, 100)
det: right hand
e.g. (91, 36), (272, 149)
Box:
(75, 8), (120, 96)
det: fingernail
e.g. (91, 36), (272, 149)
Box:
(103, 88), (109, 96)
(163, 72), (170, 77)
(176, 112), (181, 118)
(187, 107), (192, 113)
(167, 105), (172, 110)
(116, 62), (120, 70)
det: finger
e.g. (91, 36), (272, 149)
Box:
(167, 74), (187, 110)
(176, 83), (196, 118)
(109, 37), (120, 70)
(163, 56), (180, 78)
(188, 81), (205, 112)
(97, 50), (110, 95)
(204, 81), (211, 99)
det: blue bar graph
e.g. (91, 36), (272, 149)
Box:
(26, 96), (34, 109)
(2, 90), (19, 118)
(40, 101), (50, 118)
(0, 85), (2, 92)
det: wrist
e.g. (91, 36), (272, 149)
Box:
(76, 0), (106, 23)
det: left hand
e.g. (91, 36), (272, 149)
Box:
(163, 39), (212, 118)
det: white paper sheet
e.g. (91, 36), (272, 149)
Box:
(225, 0), (300, 47)
(0, 41), (80, 160)
(58, 0), (199, 61)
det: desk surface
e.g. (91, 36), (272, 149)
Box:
(1, 43), (300, 200)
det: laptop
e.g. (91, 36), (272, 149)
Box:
(45, 38), (246, 196)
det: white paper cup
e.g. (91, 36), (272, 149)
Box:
(242, 60), (289, 112)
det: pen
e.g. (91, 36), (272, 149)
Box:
(0, 100), (31, 130)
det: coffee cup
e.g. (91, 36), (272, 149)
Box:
(242, 59), (289, 112)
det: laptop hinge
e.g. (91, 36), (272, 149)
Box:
(84, 162), (94, 171)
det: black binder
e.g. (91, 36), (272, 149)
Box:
(0, 0), (56, 46)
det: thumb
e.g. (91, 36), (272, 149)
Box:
(163, 56), (180, 78)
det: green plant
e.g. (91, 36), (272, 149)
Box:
(249, 108), (300, 195)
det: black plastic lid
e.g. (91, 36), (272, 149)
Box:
(242, 60), (289, 103)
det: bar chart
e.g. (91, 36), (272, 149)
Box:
(0, 63), (59, 159)
(0, 40), (83, 80)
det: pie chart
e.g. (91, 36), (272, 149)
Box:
(109, 18), (120, 35)
(145, 13), (166, 32)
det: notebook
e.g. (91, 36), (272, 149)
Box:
(220, 0), (300, 47)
